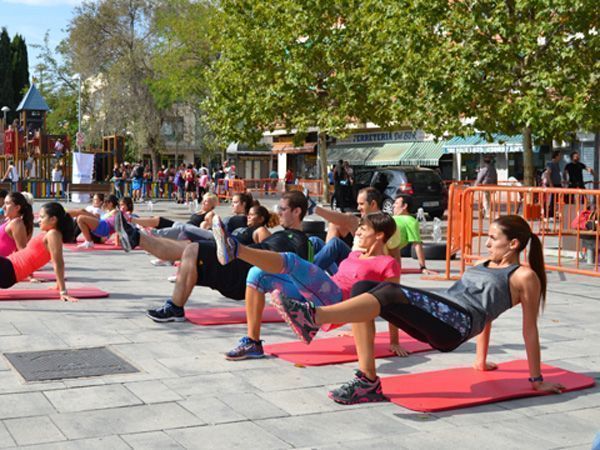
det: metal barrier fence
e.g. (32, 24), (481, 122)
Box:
(445, 185), (600, 279)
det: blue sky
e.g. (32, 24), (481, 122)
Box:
(1, 0), (83, 74)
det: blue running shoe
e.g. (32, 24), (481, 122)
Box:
(146, 299), (186, 322)
(225, 336), (265, 361)
(328, 370), (388, 405)
(212, 214), (238, 265)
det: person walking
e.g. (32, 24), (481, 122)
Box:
(2, 160), (19, 192)
(474, 155), (498, 218)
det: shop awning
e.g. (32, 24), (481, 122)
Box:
(226, 142), (272, 155)
(443, 134), (534, 154)
(363, 142), (413, 166)
(398, 141), (446, 166)
(272, 142), (316, 154)
(326, 145), (380, 165)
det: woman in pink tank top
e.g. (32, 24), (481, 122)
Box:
(0, 192), (34, 257)
(1, 202), (77, 302)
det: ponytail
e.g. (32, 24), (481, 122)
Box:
(528, 233), (547, 309)
(494, 215), (546, 309)
(7, 192), (34, 238)
(42, 202), (75, 243)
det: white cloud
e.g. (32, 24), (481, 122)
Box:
(2, 0), (82, 6)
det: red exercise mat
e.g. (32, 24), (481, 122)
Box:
(30, 272), (58, 281)
(185, 306), (284, 326)
(265, 331), (432, 366)
(381, 359), (596, 412)
(0, 287), (109, 301)
(401, 267), (422, 275)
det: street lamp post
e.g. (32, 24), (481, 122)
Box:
(71, 74), (82, 151)
(1, 106), (9, 130)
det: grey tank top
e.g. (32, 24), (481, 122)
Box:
(441, 261), (520, 339)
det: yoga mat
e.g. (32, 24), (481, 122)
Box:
(401, 267), (423, 275)
(0, 287), (109, 301)
(380, 359), (596, 412)
(265, 331), (432, 366)
(65, 242), (120, 251)
(185, 306), (284, 326)
(30, 272), (58, 281)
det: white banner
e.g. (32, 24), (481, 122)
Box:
(71, 152), (95, 203)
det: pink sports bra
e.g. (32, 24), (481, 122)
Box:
(0, 220), (17, 257)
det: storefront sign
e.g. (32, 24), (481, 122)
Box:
(337, 130), (424, 145)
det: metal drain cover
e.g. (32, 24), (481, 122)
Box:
(4, 347), (138, 381)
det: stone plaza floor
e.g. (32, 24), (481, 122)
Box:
(0, 199), (597, 449)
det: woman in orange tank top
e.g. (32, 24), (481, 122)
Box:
(0, 202), (77, 302)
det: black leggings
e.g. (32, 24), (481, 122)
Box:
(0, 257), (17, 289)
(352, 281), (471, 352)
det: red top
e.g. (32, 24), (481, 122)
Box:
(8, 233), (51, 281)
(3, 129), (15, 155)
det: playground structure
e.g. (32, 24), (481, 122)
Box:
(1, 84), (72, 181)
(1, 84), (123, 193)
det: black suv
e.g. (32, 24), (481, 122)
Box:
(333, 166), (448, 218)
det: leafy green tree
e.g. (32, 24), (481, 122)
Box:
(66, 0), (171, 172)
(203, 0), (418, 201)
(32, 33), (80, 140)
(0, 28), (14, 120)
(10, 34), (29, 108)
(404, 0), (599, 185)
(151, 0), (220, 161)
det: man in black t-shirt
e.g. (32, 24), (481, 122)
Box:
(126, 191), (310, 322)
(564, 151), (594, 189)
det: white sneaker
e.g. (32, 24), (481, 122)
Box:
(167, 275), (178, 283)
(77, 241), (94, 249)
(151, 259), (173, 267)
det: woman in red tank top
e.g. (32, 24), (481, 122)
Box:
(0, 202), (77, 302)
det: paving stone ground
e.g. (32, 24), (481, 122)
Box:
(0, 198), (597, 449)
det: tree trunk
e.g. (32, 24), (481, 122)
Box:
(594, 131), (599, 188)
(150, 148), (160, 179)
(318, 131), (329, 203)
(522, 126), (534, 186)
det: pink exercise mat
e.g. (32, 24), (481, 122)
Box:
(185, 306), (284, 326)
(0, 287), (109, 301)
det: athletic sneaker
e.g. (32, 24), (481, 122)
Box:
(328, 370), (388, 405)
(146, 299), (186, 322)
(225, 336), (265, 360)
(114, 212), (139, 252)
(212, 214), (238, 265)
(77, 241), (94, 249)
(167, 275), (178, 283)
(270, 290), (319, 344)
(303, 187), (317, 215)
(150, 259), (173, 267)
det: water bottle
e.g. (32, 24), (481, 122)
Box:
(146, 201), (154, 212)
(432, 217), (442, 242)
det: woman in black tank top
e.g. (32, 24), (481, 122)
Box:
(232, 205), (274, 245)
(273, 215), (565, 405)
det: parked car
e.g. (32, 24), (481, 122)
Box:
(331, 166), (448, 218)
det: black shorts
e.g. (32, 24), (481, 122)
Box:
(157, 217), (175, 229)
(351, 281), (471, 352)
(0, 257), (17, 289)
(195, 241), (251, 300)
